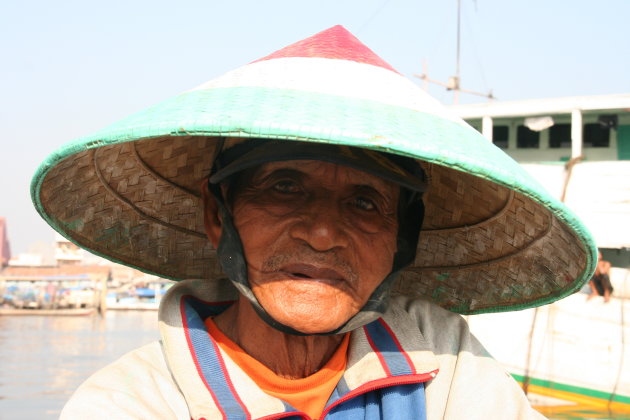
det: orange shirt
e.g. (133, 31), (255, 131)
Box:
(205, 318), (349, 419)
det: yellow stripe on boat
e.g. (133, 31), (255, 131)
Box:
(512, 375), (630, 414)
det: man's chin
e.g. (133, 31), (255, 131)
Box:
(284, 321), (347, 335)
(252, 285), (359, 334)
(265, 306), (353, 335)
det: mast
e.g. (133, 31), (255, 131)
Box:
(415, 0), (493, 103)
(454, 0), (461, 104)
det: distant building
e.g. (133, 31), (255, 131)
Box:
(54, 233), (84, 266)
(0, 217), (10, 267)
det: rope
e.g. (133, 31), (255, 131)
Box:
(522, 307), (539, 395)
(560, 155), (583, 203)
(608, 269), (628, 411)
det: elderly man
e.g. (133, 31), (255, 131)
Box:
(33, 26), (595, 419)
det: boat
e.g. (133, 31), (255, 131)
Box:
(0, 307), (95, 316)
(466, 293), (630, 416)
(449, 93), (630, 416)
(105, 281), (172, 311)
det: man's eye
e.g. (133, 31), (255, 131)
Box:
(272, 180), (300, 194)
(353, 197), (376, 211)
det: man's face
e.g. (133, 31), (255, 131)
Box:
(229, 160), (399, 334)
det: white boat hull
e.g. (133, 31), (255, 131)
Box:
(467, 285), (630, 415)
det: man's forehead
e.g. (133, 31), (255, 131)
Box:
(253, 159), (399, 192)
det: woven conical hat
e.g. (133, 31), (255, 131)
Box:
(32, 26), (596, 314)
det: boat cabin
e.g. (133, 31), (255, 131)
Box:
(450, 93), (630, 163)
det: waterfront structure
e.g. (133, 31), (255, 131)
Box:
(0, 232), (164, 312)
(0, 265), (110, 311)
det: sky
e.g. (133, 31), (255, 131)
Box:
(1, 0), (629, 256)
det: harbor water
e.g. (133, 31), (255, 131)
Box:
(0, 311), (159, 419)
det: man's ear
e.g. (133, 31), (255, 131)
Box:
(200, 179), (222, 248)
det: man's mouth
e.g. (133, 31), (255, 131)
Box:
(280, 263), (345, 283)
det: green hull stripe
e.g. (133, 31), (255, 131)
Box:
(512, 373), (630, 405)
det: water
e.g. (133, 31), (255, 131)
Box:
(0, 311), (159, 419)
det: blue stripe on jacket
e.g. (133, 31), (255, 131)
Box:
(363, 320), (415, 376)
(184, 301), (250, 419)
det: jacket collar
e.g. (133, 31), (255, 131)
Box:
(159, 280), (439, 419)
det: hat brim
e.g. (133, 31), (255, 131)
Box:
(31, 85), (596, 315)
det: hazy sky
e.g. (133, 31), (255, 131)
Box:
(1, 0), (629, 255)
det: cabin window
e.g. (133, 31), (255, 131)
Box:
(517, 125), (539, 148)
(584, 123), (610, 148)
(493, 126), (509, 149)
(549, 124), (571, 148)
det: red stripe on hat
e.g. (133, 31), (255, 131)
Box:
(253, 25), (399, 74)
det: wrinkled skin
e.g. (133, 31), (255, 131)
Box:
(203, 160), (399, 377)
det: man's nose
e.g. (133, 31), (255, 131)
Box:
(288, 198), (349, 251)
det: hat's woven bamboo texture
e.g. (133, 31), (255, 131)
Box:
(38, 135), (586, 314)
(32, 26), (596, 314)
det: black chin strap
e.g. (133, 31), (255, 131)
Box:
(208, 181), (424, 336)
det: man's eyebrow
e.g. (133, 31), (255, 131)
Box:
(353, 183), (397, 200)
(253, 165), (396, 197)
(254, 167), (305, 181)
(354, 183), (386, 193)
